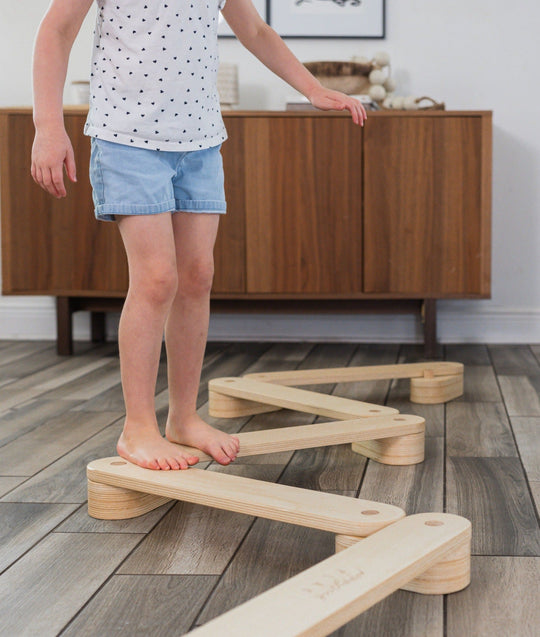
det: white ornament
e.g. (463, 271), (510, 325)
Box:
(369, 69), (386, 86)
(369, 84), (387, 101)
(391, 96), (405, 109)
(383, 97), (393, 109)
(403, 96), (418, 110)
(373, 51), (391, 67)
(383, 77), (397, 93)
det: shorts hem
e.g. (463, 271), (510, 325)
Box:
(174, 199), (226, 214)
(95, 199), (176, 222)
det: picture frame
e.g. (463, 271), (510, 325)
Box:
(268, 0), (386, 39)
(218, 0), (268, 37)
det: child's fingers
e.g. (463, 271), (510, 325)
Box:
(64, 145), (77, 182)
(51, 165), (67, 197)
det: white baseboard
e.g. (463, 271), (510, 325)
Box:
(0, 296), (539, 344)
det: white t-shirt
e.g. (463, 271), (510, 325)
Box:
(84, 0), (228, 151)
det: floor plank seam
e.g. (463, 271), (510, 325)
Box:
(487, 346), (540, 526)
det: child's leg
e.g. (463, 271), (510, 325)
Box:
(164, 211), (240, 464)
(115, 213), (200, 471)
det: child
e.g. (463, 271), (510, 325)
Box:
(31, 0), (366, 471)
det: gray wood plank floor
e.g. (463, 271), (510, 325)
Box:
(0, 340), (539, 636)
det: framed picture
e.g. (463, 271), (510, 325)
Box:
(268, 0), (385, 39)
(218, 0), (268, 37)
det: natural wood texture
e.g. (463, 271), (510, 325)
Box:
(0, 112), (128, 295)
(358, 436), (444, 513)
(510, 417), (540, 482)
(410, 373), (464, 404)
(1, 340), (538, 636)
(335, 525), (471, 595)
(118, 499), (257, 575)
(61, 575), (219, 637)
(209, 115), (246, 294)
(87, 457), (405, 535)
(245, 361), (463, 385)
(446, 457), (540, 556)
(446, 557), (540, 637)
(1, 110), (491, 356)
(0, 410), (122, 476)
(0, 502), (78, 573)
(243, 116), (363, 294)
(190, 514), (471, 637)
(455, 364), (501, 402)
(497, 375), (540, 417)
(363, 115), (491, 296)
(153, 415), (426, 463)
(209, 376), (398, 419)
(0, 532), (143, 636)
(446, 402), (517, 457)
(488, 344), (540, 376)
(351, 431), (425, 466)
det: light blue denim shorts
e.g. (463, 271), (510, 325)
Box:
(89, 137), (227, 222)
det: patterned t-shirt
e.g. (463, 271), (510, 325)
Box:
(84, 0), (228, 151)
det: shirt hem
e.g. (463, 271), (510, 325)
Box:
(84, 125), (228, 152)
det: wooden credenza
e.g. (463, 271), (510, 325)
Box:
(0, 108), (492, 356)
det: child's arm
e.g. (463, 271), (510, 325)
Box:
(221, 0), (367, 126)
(31, 0), (94, 198)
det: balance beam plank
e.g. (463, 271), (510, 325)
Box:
(188, 513), (471, 637)
(157, 414), (425, 463)
(87, 457), (404, 534)
(245, 362), (464, 386)
(209, 377), (398, 420)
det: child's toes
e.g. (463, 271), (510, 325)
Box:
(157, 457), (171, 470)
(168, 458), (181, 470)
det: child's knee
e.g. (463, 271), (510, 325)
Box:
(134, 262), (178, 306)
(178, 259), (214, 297)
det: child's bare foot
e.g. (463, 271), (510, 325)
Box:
(165, 413), (240, 465)
(117, 422), (200, 470)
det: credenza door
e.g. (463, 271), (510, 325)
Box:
(363, 115), (491, 297)
(242, 116), (364, 295)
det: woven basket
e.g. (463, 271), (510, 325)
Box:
(304, 61), (374, 95)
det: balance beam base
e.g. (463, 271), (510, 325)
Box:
(87, 479), (171, 520)
(351, 430), (425, 465)
(208, 389), (281, 418)
(410, 374), (464, 404)
(335, 531), (471, 595)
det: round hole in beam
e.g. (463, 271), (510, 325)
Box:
(425, 520), (444, 527)
(361, 510), (380, 516)
(111, 461), (127, 466)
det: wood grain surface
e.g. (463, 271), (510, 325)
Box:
(0, 340), (538, 637)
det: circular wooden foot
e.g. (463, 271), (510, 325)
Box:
(208, 389), (281, 418)
(87, 479), (171, 520)
(410, 373), (463, 404)
(351, 430), (425, 465)
(335, 530), (471, 595)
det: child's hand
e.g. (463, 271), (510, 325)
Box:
(31, 128), (77, 198)
(308, 86), (367, 126)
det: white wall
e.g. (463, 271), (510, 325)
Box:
(1, 0), (539, 343)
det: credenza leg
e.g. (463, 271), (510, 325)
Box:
(423, 299), (438, 359)
(91, 312), (106, 343)
(56, 296), (74, 356)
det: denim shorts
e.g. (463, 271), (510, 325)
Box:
(89, 137), (227, 222)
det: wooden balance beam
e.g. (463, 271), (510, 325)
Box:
(87, 457), (405, 537)
(209, 362), (464, 420)
(188, 513), (471, 637)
